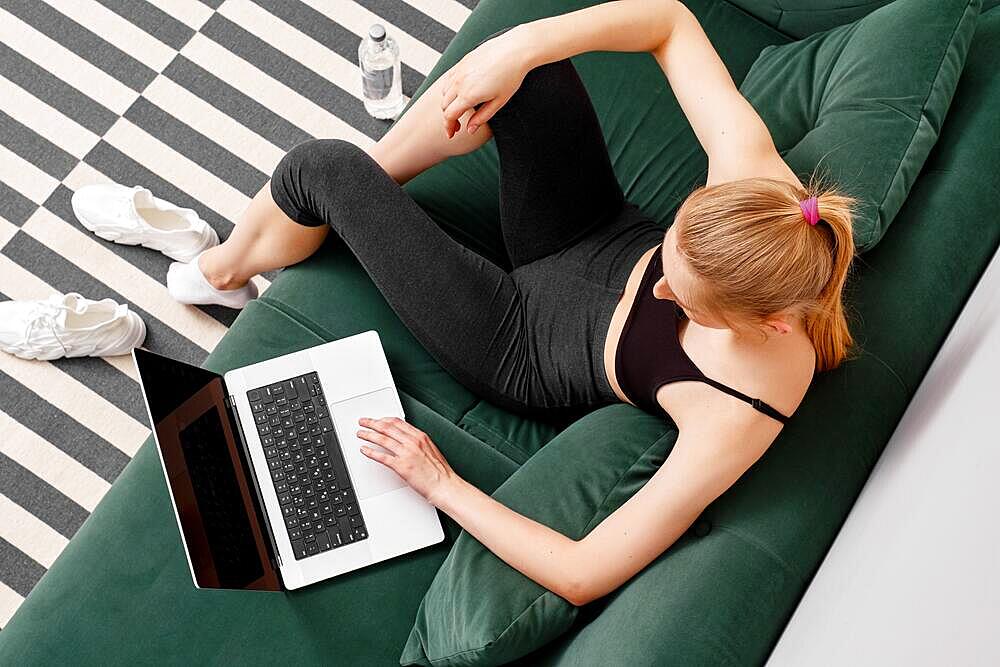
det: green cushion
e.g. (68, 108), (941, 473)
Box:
(399, 405), (674, 666)
(738, 0), (983, 252)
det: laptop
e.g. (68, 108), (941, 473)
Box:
(132, 330), (444, 591)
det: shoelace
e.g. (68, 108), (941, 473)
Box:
(23, 306), (70, 357)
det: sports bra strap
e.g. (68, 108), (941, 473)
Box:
(695, 376), (790, 425)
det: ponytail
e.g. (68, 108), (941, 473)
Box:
(802, 173), (860, 371)
(673, 169), (862, 372)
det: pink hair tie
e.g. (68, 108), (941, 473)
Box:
(799, 196), (820, 226)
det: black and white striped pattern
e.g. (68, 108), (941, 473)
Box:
(0, 0), (475, 627)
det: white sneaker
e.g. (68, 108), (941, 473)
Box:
(71, 183), (219, 263)
(0, 292), (146, 360)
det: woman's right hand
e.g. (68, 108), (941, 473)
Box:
(439, 26), (535, 139)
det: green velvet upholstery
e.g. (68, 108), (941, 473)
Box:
(738, 0), (982, 252)
(401, 407), (674, 666)
(2, 1), (999, 665)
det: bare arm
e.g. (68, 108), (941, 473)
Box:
(650, 2), (795, 185)
(440, 0), (679, 136)
(523, 0), (800, 185)
(516, 0), (679, 67)
(444, 0), (792, 185)
(357, 410), (781, 606)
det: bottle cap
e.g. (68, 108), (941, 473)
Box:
(369, 24), (386, 42)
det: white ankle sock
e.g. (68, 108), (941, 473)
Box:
(167, 250), (258, 308)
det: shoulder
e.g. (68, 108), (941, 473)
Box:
(706, 143), (805, 192)
(659, 331), (814, 432)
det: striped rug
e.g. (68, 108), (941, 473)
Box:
(0, 0), (476, 627)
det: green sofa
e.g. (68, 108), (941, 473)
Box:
(3, 0), (998, 664)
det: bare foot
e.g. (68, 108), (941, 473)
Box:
(198, 246), (248, 291)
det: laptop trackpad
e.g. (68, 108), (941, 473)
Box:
(330, 387), (407, 500)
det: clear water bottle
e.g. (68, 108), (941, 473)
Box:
(358, 24), (404, 120)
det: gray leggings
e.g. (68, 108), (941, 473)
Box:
(269, 48), (664, 420)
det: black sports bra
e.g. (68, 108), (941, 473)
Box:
(614, 244), (791, 426)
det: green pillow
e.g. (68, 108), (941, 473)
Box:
(398, 405), (674, 666)
(738, 0), (982, 253)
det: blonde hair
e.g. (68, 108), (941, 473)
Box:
(672, 171), (861, 372)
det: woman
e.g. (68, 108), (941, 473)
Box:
(167, 0), (858, 605)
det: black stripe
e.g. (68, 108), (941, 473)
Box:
(122, 97), (269, 199)
(201, 14), (389, 141)
(0, 0), (156, 92)
(0, 179), (37, 226)
(0, 109), (78, 182)
(94, 0), (196, 52)
(0, 537), (45, 599)
(0, 452), (88, 539)
(2, 230), (214, 363)
(0, 370), (129, 483)
(453, 0), (477, 10)
(0, 41), (118, 137)
(354, 0), (456, 54)
(163, 55), (313, 151)
(252, 0), (425, 99)
(199, 0), (224, 9)
(49, 355), (148, 427)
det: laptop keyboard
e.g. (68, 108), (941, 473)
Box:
(246, 371), (369, 560)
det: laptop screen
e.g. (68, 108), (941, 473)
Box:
(133, 347), (280, 590)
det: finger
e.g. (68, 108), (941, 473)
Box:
(386, 417), (425, 439)
(364, 417), (414, 446)
(356, 427), (400, 454)
(387, 419), (433, 449)
(466, 98), (503, 133)
(440, 79), (459, 112)
(444, 114), (459, 140)
(438, 70), (453, 98)
(359, 444), (397, 469)
(443, 97), (470, 132)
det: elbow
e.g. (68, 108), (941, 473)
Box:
(559, 574), (599, 607)
(556, 540), (605, 606)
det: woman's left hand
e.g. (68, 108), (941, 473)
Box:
(357, 417), (458, 507)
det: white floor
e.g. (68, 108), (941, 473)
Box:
(767, 244), (1000, 665)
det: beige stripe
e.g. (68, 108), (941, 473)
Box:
(0, 347), (149, 457)
(405, 0), (471, 33)
(0, 214), (16, 249)
(61, 164), (272, 301)
(219, 0), (410, 110)
(299, 0), (441, 76)
(155, 0), (214, 31)
(0, 494), (68, 569)
(0, 581), (24, 628)
(142, 76), (286, 174)
(0, 6), (137, 114)
(182, 33), (374, 148)
(43, 0), (177, 73)
(22, 206), (226, 353)
(0, 143), (59, 205)
(0, 74), (100, 160)
(0, 410), (111, 512)
(103, 118), (250, 225)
